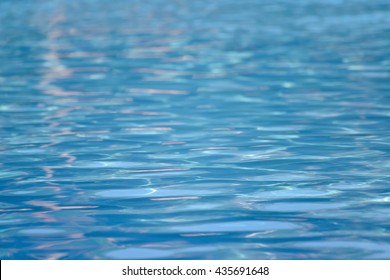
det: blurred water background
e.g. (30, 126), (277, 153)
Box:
(0, 0), (390, 259)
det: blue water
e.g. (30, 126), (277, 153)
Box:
(1, 0), (390, 260)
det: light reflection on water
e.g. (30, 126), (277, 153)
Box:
(0, 0), (390, 259)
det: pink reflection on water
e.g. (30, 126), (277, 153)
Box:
(46, 253), (68, 260)
(60, 152), (76, 165)
(42, 166), (54, 179)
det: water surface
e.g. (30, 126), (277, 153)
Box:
(1, 0), (390, 259)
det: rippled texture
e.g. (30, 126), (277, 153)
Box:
(1, 0), (390, 259)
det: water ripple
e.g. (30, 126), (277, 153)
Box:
(1, 0), (389, 259)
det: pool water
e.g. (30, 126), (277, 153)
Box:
(1, 0), (390, 259)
